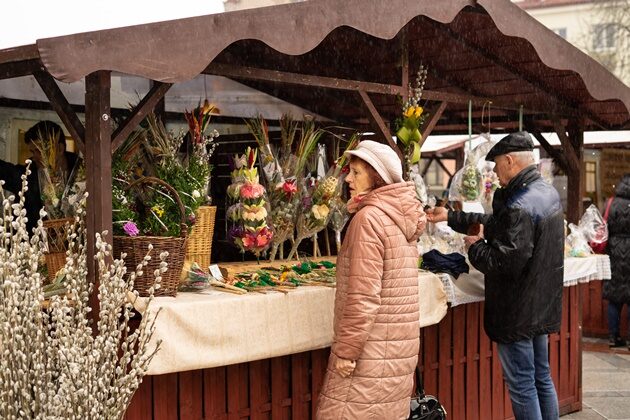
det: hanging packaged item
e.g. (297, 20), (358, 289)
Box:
(449, 136), (497, 204)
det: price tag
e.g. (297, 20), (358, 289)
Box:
(209, 264), (223, 281)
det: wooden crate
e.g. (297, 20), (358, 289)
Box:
(125, 285), (583, 420)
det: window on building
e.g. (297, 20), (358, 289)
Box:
(592, 23), (617, 51)
(552, 27), (567, 39)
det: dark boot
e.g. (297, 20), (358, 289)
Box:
(609, 335), (627, 348)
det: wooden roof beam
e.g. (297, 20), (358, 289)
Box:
(205, 63), (496, 106)
(420, 101), (448, 145)
(528, 126), (569, 173)
(426, 20), (611, 130)
(0, 59), (43, 80)
(33, 71), (86, 154)
(357, 90), (403, 161)
(111, 81), (173, 153)
(551, 115), (580, 175)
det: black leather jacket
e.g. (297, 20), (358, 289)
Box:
(448, 166), (564, 343)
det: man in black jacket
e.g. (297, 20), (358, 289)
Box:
(428, 131), (564, 420)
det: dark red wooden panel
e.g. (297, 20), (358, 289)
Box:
(452, 306), (466, 420)
(438, 310), (453, 415)
(179, 370), (203, 420)
(291, 353), (310, 419)
(204, 367), (227, 419)
(152, 373), (178, 420)
(465, 303), (480, 420)
(310, 348), (329, 418)
(249, 359), (271, 420)
(125, 376), (153, 420)
(271, 356), (290, 420)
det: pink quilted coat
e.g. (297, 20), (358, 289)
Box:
(316, 182), (425, 420)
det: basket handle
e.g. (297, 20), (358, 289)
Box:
(125, 176), (187, 238)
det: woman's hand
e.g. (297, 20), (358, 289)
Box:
(334, 357), (356, 378)
(426, 206), (448, 223)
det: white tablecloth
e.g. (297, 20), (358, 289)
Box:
(439, 254), (611, 307)
(138, 272), (444, 375)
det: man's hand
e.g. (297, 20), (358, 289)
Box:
(426, 206), (448, 223)
(464, 225), (484, 251)
(334, 357), (356, 378)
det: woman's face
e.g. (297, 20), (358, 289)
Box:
(346, 160), (373, 198)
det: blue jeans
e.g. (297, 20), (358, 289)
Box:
(607, 301), (630, 338)
(498, 335), (559, 420)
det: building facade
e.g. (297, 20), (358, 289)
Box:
(517, 0), (630, 85)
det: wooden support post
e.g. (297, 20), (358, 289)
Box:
(153, 80), (167, 124)
(33, 71), (86, 154)
(566, 119), (585, 224)
(85, 71), (112, 319)
(357, 90), (404, 161)
(400, 27), (409, 104)
(553, 116), (584, 223)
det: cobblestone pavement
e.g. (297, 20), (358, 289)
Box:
(561, 338), (630, 420)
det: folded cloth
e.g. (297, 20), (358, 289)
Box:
(422, 249), (469, 279)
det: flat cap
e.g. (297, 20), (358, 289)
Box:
(485, 131), (534, 161)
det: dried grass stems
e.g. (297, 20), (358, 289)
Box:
(0, 161), (164, 419)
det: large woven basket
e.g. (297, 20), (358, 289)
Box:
(43, 217), (74, 282)
(113, 177), (187, 297)
(185, 205), (216, 269)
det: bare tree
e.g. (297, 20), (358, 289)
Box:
(582, 0), (630, 84)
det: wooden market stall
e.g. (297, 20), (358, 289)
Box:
(1, 0), (630, 419)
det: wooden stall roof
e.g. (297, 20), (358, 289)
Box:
(1, 0), (629, 133)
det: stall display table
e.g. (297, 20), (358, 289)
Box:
(125, 256), (610, 420)
(439, 254), (611, 307)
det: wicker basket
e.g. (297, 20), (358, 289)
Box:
(185, 205), (216, 269)
(43, 217), (74, 282)
(113, 177), (187, 297)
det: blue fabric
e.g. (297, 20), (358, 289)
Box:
(607, 301), (630, 338)
(421, 249), (469, 279)
(497, 335), (559, 420)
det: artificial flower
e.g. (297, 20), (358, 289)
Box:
(192, 189), (201, 199)
(226, 204), (241, 222)
(123, 221), (139, 236)
(151, 205), (164, 218)
(233, 155), (247, 169)
(240, 182), (265, 199)
(312, 204), (330, 220)
(227, 225), (244, 244)
(227, 183), (244, 199)
(242, 206), (268, 222)
(282, 180), (298, 197)
(242, 168), (259, 183)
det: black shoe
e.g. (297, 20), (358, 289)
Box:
(609, 336), (627, 348)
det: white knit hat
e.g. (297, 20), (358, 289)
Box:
(344, 140), (403, 184)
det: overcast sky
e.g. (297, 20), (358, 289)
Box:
(0, 0), (225, 49)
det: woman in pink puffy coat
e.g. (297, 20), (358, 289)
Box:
(316, 140), (426, 420)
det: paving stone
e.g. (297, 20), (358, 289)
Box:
(583, 352), (620, 370)
(582, 371), (630, 392)
(582, 396), (630, 419)
(562, 407), (608, 419)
